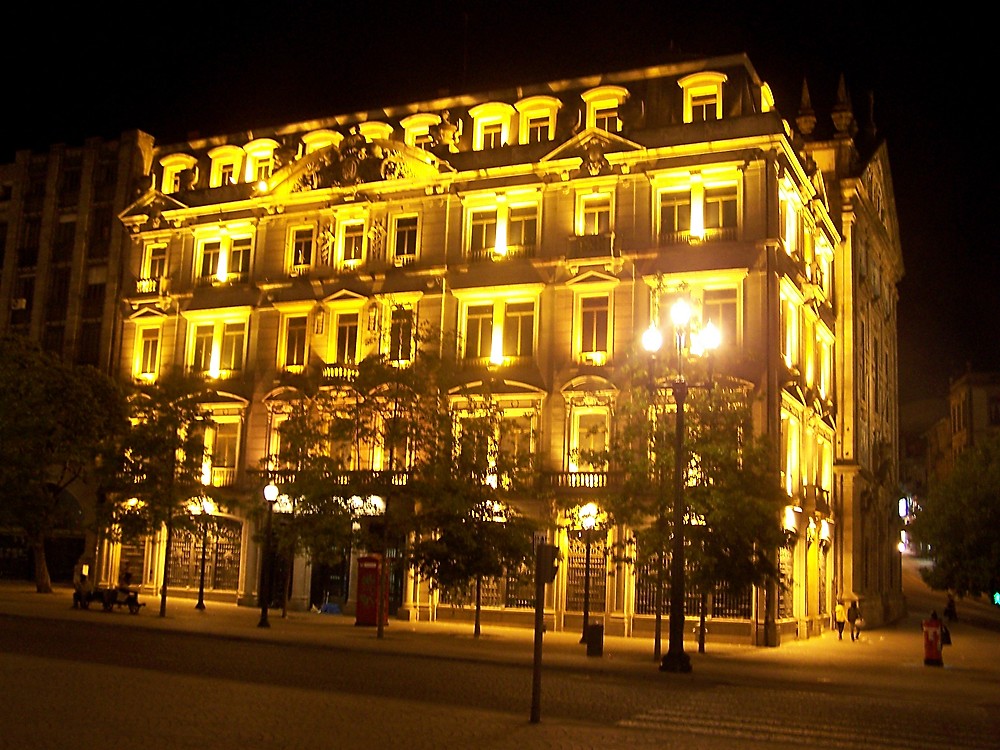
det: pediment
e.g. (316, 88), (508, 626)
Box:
(541, 127), (643, 164)
(264, 136), (454, 197)
(119, 189), (189, 231)
(127, 306), (170, 321)
(565, 269), (620, 287)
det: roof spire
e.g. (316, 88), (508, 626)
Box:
(796, 78), (817, 136)
(831, 73), (856, 136)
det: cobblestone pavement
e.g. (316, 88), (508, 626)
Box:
(2, 555), (999, 749)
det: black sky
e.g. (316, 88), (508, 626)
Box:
(2, 3), (991, 413)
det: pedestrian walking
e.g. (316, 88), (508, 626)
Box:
(835, 600), (847, 639)
(847, 599), (861, 641)
(944, 593), (957, 622)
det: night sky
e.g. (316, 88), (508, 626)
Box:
(2, 3), (990, 416)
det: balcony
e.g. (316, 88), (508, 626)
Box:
(659, 226), (738, 245)
(567, 233), (614, 260)
(803, 484), (831, 515)
(195, 272), (249, 287)
(468, 244), (536, 263)
(135, 277), (166, 295)
(545, 471), (623, 490)
(207, 466), (237, 487)
(323, 362), (359, 381)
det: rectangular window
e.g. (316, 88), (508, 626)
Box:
(343, 223), (365, 264)
(220, 163), (235, 185)
(526, 115), (550, 143)
(500, 414), (532, 464)
(220, 323), (245, 371)
(691, 93), (718, 122)
(465, 304), (494, 359)
(284, 316), (308, 369)
(704, 187), (737, 229)
(147, 245), (167, 280)
(580, 296), (609, 355)
(574, 412), (608, 471)
(53, 220), (76, 262)
(703, 289), (737, 349)
(413, 132), (433, 150)
(212, 422), (239, 469)
(482, 122), (503, 149)
(201, 241), (222, 279)
(508, 205), (537, 250)
(229, 237), (251, 279)
(253, 156), (272, 182)
(503, 302), (534, 357)
(469, 208), (498, 254)
(389, 307), (414, 362)
(336, 313), (359, 364)
(292, 228), (313, 269)
(82, 282), (105, 319)
(660, 192), (692, 237)
(46, 268), (71, 321)
(594, 105), (620, 132)
(580, 195), (611, 235)
(193, 325), (214, 373)
(139, 329), (160, 377)
(393, 216), (418, 262)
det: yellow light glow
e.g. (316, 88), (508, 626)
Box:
(670, 298), (691, 329)
(580, 502), (599, 530)
(641, 325), (663, 353)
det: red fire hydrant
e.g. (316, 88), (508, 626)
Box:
(922, 613), (943, 667)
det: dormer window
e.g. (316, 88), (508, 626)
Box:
(678, 72), (727, 123)
(208, 145), (245, 188)
(159, 153), (198, 194)
(515, 96), (561, 144)
(244, 138), (278, 185)
(469, 102), (516, 151)
(300, 129), (343, 156)
(358, 121), (393, 142)
(400, 113), (441, 150)
(581, 86), (629, 133)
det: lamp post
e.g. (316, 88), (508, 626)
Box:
(642, 296), (719, 674)
(578, 502), (598, 643)
(258, 482), (279, 628)
(187, 496), (217, 611)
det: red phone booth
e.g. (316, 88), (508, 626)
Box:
(922, 615), (943, 666)
(355, 555), (388, 627)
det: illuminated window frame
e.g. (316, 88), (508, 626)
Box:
(779, 280), (802, 370)
(400, 113), (441, 149)
(279, 311), (310, 373)
(132, 325), (162, 382)
(243, 138), (278, 184)
(208, 145), (245, 188)
(515, 96), (560, 144)
(195, 230), (254, 285)
(468, 102), (515, 151)
(581, 86), (629, 132)
(678, 72), (727, 124)
(287, 224), (317, 275)
(453, 285), (542, 365)
(575, 189), (614, 236)
(182, 308), (251, 380)
(159, 153), (198, 194)
(391, 214), (419, 265)
(358, 121), (394, 141)
(300, 129), (343, 156)
(569, 407), (609, 472)
(202, 416), (242, 488)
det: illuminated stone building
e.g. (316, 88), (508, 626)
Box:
(110, 52), (904, 642)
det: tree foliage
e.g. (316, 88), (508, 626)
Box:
(911, 430), (1000, 598)
(0, 334), (128, 592)
(110, 369), (215, 615)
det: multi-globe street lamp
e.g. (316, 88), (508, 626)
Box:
(642, 295), (720, 673)
(578, 502), (599, 644)
(258, 482), (279, 628)
(187, 496), (217, 611)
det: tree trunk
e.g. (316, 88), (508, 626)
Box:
(474, 575), (482, 638)
(698, 590), (708, 653)
(31, 536), (53, 593)
(282, 558), (292, 618)
(160, 513), (173, 617)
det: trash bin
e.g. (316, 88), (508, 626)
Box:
(585, 623), (604, 657)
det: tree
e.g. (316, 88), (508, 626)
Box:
(911, 431), (1000, 598)
(0, 334), (128, 593)
(113, 370), (213, 616)
(596, 357), (785, 656)
(410, 387), (539, 637)
(682, 384), (787, 652)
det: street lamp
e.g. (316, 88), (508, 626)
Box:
(187, 496), (217, 610)
(642, 296), (719, 673)
(578, 502), (599, 644)
(258, 482), (279, 628)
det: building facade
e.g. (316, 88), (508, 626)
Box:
(1, 52), (904, 642)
